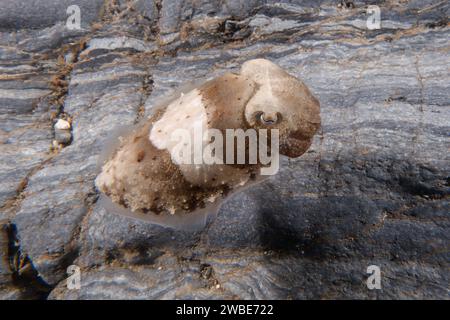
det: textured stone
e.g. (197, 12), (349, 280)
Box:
(0, 0), (449, 299)
(0, 221), (11, 289)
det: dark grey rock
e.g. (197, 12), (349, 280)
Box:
(0, 221), (12, 289)
(132, 0), (159, 22)
(1, 0), (449, 299)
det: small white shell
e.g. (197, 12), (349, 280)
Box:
(54, 119), (71, 130)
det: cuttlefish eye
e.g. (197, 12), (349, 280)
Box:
(255, 111), (282, 125)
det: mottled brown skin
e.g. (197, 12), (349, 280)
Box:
(196, 72), (262, 173)
(96, 117), (236, 215)
(95, 59), (321, 220)
(241, 59), (321, 158)
(201, 73), (256, 131)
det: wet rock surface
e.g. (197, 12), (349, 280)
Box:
(0, 0), (449, 299)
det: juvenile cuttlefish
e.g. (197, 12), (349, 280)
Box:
(95, 59), (321, 230)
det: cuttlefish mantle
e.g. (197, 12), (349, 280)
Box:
(95, 59), (321, 230)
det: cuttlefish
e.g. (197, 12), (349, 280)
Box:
(95, 59), (321, 230)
